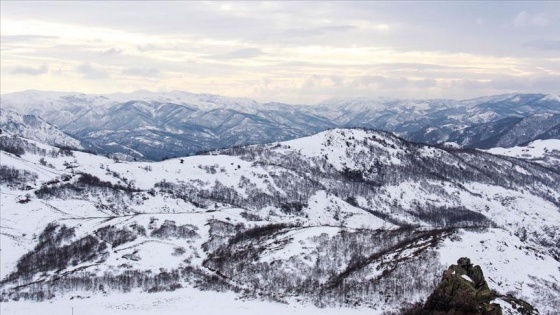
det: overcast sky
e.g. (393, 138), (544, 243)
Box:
(1, 1), (559, 103)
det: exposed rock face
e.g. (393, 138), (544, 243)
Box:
(422, 257), (502, 315)
(410, 257), (540, 315)
(498, 295), (539, 315)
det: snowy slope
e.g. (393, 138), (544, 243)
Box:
(1, 129), (560, 314)
(0, 287), (378, 315)
(486, 139), (560, 169)
(0, 109), (84, 149)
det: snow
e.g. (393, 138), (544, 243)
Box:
(541, 94), (560, 103)
(493, 299), (517, 315)
(0, 184), (113, 276)
(258, 226), (341, 267)
(1, 90), (259, 114)
(304, 191), (395, 229)
(3, 90), (559, 161)
(282, 129), (404, 169)
(2, 125), (560, 313)
(486, 139), (560, 164)
(439, 228), (560, 314)
(0, 287), (380, 315)
(0, 109), (83, 149)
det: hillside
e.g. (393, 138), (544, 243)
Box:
(1, 128), (559, 314)
(0, 109), (85, 150)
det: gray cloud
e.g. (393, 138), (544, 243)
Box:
(3, 2), (560, 56)
(75, 62), (108, 79)
(523, 40), (560, 51)
(102, 48), (123, 55)
(122, 67), (160, 77)
(1, 35), (59, 44)
(12, 64), (49, 75)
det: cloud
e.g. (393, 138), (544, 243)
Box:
(122, 67), (160, 77)
(75, 62), (108, 79)
(102, 48), (122, 55)
(2, 2), (560, 101)
(529, 75), (560, 92)
(369, 63), (452, 71)
(350, 75), (437, 89)
(302, 75), (343, 89)
(301, 74), (438, 92)
(514, 11), (550, 27)
(449, 75), (560, 94)
(11, 64), (49, 75)
(1, 35), (59, 43)
(283, 25), (357, 37)
(523, 40), (560, 51)
(137, 44), (157, 52)
(209, 48), (263, 60)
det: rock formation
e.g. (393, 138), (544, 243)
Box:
(422, 257), (501, 314)
(401, 257), (540, 315)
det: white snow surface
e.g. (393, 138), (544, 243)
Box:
(486, 139), (560, 167)
(0, 287), (378, 315)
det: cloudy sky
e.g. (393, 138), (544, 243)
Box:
(1, 1), (559, 103)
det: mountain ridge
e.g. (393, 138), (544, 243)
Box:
(2, 90), (559, 160)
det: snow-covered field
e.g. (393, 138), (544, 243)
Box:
(0, 287), (377, 315)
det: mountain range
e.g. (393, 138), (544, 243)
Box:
(2, 91), (559, 160)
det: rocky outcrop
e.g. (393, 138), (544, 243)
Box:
(420, 257), (501, 315)
(395, 257), (541, 315)
(497, 295), (539, 315)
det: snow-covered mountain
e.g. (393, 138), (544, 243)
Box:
(0, 109), (84, 150)
(411, 113), (560, 149)
(2, 91), (559, 160)
(1, 128), (559, 314)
